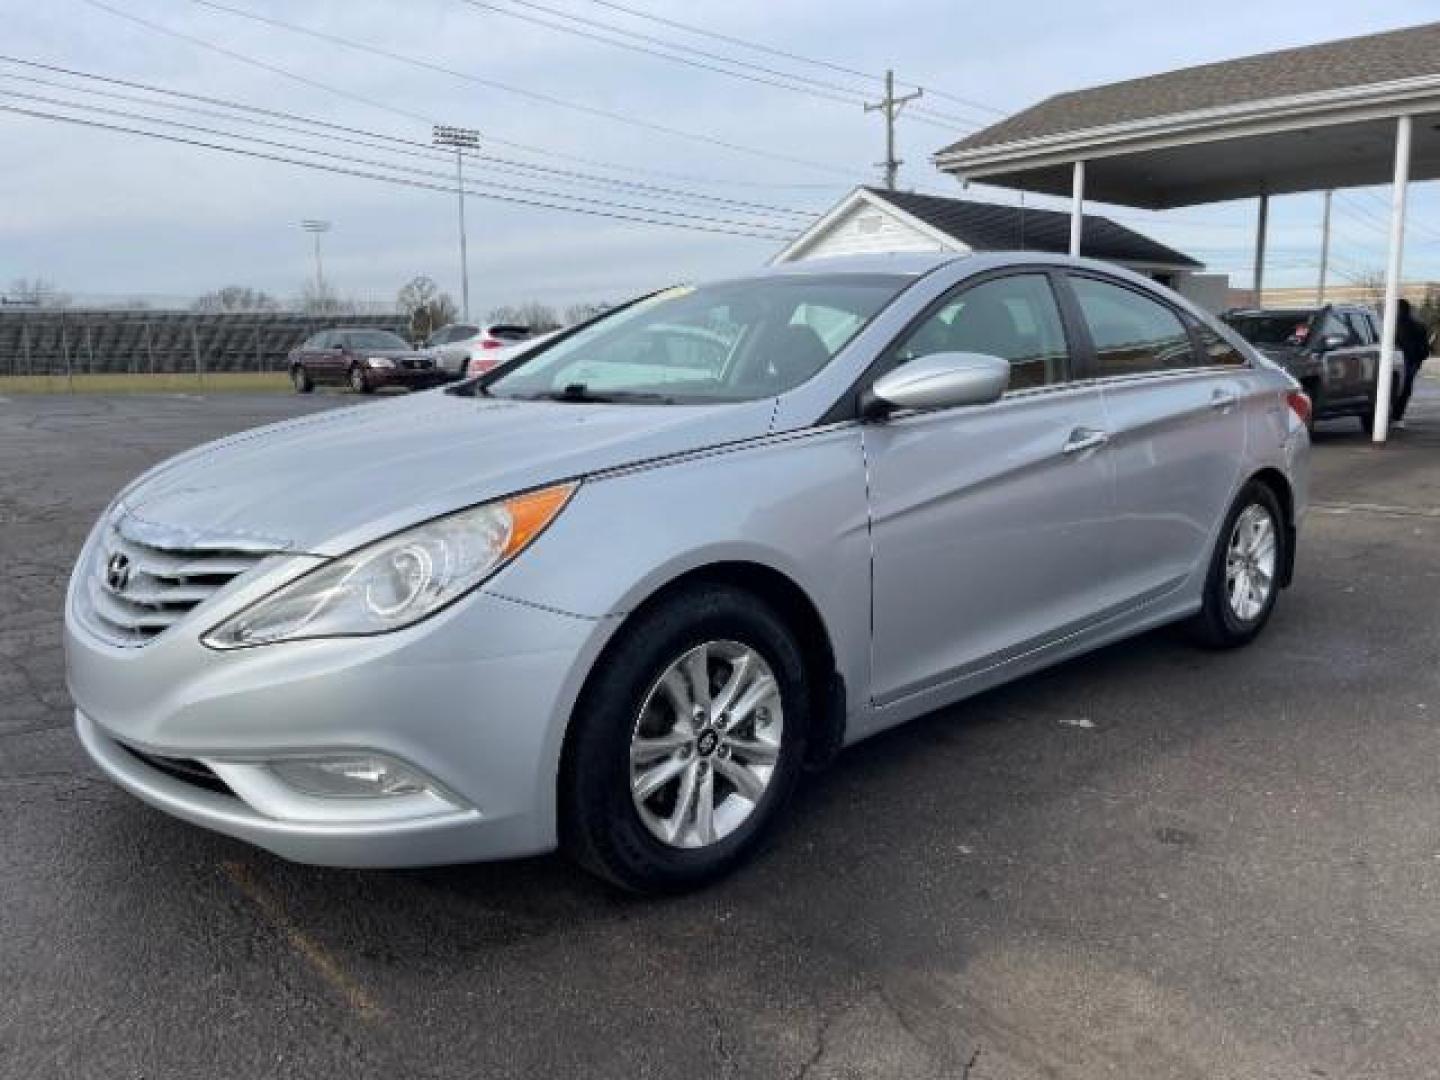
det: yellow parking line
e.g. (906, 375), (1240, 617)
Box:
(221, 860), (383, 1023)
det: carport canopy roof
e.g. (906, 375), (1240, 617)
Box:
(934, 21), (1440, 208)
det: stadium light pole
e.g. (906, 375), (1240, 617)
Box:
(433, 125), (479, 321)
(300, 219), (331, 298)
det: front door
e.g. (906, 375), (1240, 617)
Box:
(864, 271), (1118, 707)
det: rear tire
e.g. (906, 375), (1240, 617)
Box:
(1186, 481), (1286, 649)
(348, 364), (372, 394)
(561, 583), (810, 893)
(290, 365), (313, 393)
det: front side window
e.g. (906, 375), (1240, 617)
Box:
(1071, 276), (1195, 376)
(482, 275), (906, 403)
(342, 329), (411, 351)
(891, 274), (1070, 390)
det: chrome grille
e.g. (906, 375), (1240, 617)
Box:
(81, 521), (267, 647)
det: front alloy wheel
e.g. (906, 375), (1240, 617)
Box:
(562, 583), (809, 893)
(630, 641), (783, 850)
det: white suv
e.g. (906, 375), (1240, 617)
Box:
(424, 323), (533, 377)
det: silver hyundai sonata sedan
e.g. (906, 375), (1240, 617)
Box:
(66, 253), (1310, 892)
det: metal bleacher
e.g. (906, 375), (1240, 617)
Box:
(0, 309), (409, 376)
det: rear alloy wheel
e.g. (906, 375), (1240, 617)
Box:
(1187, 481), (1285, 648)
(562, 584), (809, 893)
(348, 364), (372, 394)
(290, 365), (313, 393)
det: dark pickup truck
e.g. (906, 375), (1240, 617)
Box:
(1223, 304), (1400, 430)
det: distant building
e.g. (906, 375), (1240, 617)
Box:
(773, 186), (1226, 309)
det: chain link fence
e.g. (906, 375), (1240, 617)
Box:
(0, 310), (410, 378)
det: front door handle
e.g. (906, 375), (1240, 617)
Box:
(1210, 388), (1238, 411)
(1062, 427), (1110, 456)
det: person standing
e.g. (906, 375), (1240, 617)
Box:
(1391, 298), (1431, 429)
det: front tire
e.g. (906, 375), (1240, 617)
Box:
(561, 584), (810, 893)
(1186, 481), (1286, 649)
(348, 364), (372, 394)
(290, 365), (313, 393)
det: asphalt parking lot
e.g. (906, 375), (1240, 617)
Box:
(3, 380), (1439, 1079)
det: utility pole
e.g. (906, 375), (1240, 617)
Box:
(864, 70), (922, 191)
(434, 124), (480, 321)
(1317, 189), (1333, 304)
(300, 219), (331, 299)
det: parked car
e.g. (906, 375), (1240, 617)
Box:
(424, 322), (534, 378)
(66, 254), (1309, 892)
(288, 328), (443, 394)
(1223, 304), (1399, 430)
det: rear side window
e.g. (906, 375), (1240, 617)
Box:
(893, 273), (1070, 390)
(1070, 276), (1195, 376)
(1344, 311), (1374, 344)
(1194, 324), (1247, 367)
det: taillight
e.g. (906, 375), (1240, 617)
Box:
(1286, 389), (1312, 428)
(466, 356), (498, 375)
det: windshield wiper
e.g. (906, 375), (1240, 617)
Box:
(521, 383), (674, 404)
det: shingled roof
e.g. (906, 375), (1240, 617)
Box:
(867, 188), (1200, 268)
(940, 21), (1440, 155)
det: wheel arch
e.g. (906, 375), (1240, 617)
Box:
(1246, 466), (1296, 588)
(560, 560), (847, 787)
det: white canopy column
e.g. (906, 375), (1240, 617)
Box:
(1069, 160), (1085, 256)
(1373, 114), (1413, 443)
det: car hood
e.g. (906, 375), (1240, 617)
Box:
(117, 390), (775, 556)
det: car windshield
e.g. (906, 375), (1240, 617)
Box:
(1224, 312), (1314, 346)
(344, 330), (410, 350)
(476, 274), (907, 403)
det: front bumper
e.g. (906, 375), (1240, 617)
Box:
(368, 367), (446, 389)
(66, 583), (613, 867)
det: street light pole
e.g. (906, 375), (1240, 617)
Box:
(433, 125), (480, 321)
(300, 219), (331, 298)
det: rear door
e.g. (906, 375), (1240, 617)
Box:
(1064, 272), (1248, 607)
(864, 271), (1119, 706)
(1316, 308), (1377, 410)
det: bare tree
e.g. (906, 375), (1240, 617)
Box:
(297, 280), (351, 316)
(563, 300), (610, 325)
(487, 301), (562, 332)
(1352, 269), (1387, 309)
(6, 277), (71, 308)
(193, 285), (281, 312)
(397, 276), (458, 341)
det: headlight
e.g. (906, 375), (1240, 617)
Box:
(366, 356), (395, 369)
(202, 483), (577, 649)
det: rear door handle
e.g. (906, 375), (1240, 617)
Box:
(1062, 427), (1110, 456)
(1210, 389), (1238, 411)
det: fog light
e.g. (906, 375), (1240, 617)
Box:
(269, 755), (429, 798)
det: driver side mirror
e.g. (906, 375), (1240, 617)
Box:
(861, 352), (1010, 419)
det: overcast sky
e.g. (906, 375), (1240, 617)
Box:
(4, 0), (1439, 313)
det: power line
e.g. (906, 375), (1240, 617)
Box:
(0, 102), (797, 241)
(577, 0), (1007, 119)
(0, 52), (838, 196)
(134, 0), (856, 176)
(0, 61), (820, 219)
(453, 0), (980, 130)
(0, 88), (799, 234)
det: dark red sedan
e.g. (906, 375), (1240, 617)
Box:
(288, 328), (446, 394)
